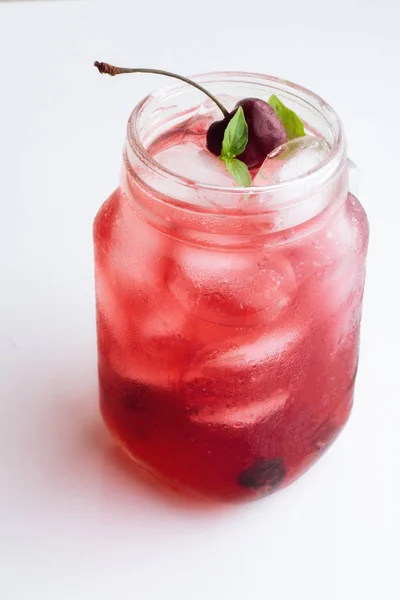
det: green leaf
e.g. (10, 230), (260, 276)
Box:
(268, 94), (305, 140)
(221, 106), (248, 158)
(219, 107), (251, 188)
(221, 156), (252, 187)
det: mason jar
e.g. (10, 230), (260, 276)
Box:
(94, 72), (369, 501)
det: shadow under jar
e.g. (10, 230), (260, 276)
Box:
(93, 72), (369, 502)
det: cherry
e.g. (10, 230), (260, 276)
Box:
(206, 98), (287, 169)
(237, 457), (286, 490)
(94, 62), (287, 169)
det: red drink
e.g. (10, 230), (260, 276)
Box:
(94, 73), (368, 501)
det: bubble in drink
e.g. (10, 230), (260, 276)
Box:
(254, 136), (331, 185)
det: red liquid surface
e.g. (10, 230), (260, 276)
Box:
(94, 128), (368, 501)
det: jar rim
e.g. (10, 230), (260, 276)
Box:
(127, 71), (345, 199)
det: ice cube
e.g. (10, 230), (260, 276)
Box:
(95, 267), (126, 339)
(105, 292), (190, 388)
(182, 325), (302, 416)
(184, 324), (302, 388)
(154, 142), (235, 187)
(190, 390), (289, 427)
(108, 341), (181, 388)
(196, 94), (237, 116)
(184, 94), (237, 135)
(322, 256), (361, 315)
(210, 325), (301, 369)
(254, 136), (331, 185)
(108, 196), (172, 296)
(289, 205), (357, 284)
(139, 297), (196, 363)
(313, 208), (356, 265)
(167, 246), (297, 326)
(254, 136), (332, 228)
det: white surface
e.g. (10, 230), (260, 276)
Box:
(1, 1), (399, 598)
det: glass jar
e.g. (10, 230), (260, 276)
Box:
(94, 72), (369, 501)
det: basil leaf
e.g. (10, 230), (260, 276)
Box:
(221, 106), (248, 157)
(268, 94), (305, 140)
(221, 156), (252, 187)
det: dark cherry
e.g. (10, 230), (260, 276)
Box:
(237, 457), (286, 491)
(206, 98), (287, 169)
(205, 117), (230, 156)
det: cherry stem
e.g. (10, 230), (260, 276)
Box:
(94, 61), (230, 118)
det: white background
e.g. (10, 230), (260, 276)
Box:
(1, 1), (399, 598)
